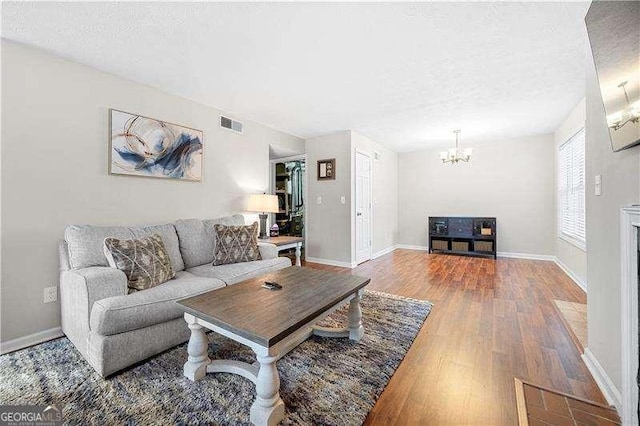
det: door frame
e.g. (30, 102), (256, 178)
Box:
(353, 148), (373, 264)
(269, 154), (307, 259)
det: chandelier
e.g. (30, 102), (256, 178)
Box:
(608, 81), (640, 131)
(440, 130), (472, 164)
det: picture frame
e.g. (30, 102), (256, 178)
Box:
(317, 158), (336, 180)
(109, 109), (203, 181)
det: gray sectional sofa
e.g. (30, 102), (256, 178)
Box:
(59, 214), (291, 377)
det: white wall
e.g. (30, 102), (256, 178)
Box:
(350, 131), (398, 257)
(554, 99), (588, 288)
(0, 41), (304, 343)
(585, 48), (640, 393)
(398, 134), (556, 256)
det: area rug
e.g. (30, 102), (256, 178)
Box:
(0, 290), (432, 425)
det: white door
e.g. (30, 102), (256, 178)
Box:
(355, 151), (372, 264)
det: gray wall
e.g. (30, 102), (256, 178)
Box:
(554, 98), (588, 287)
(398, 134), (556, 255)
(1, 41), (303, 342)
(305, 130), (399, 265)
(304, 131), (352, 263)
(585, 50), (640, 391)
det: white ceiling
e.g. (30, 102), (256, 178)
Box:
(2, 2), (590, 152)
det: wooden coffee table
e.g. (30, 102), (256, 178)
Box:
(177, 266), (370, 426)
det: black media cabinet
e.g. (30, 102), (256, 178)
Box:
(428, 217), (497, 259)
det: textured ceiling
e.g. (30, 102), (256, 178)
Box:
(2, 2), (589, 152)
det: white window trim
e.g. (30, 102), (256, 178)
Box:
(557, 127), (586, 252)
(559, 232), (587, 252)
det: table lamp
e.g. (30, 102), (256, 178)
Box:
(247, 193), (280, 239)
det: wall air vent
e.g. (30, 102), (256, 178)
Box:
(220, 116), (243, 134)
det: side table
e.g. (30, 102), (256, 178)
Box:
(265, 235), (304, 266)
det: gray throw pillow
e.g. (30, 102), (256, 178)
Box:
(104, 234), (175, 291)
(213, 222), (262, 266)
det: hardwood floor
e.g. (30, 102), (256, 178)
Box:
(303, 249), (605, 425)
(554, 300), (588, 353)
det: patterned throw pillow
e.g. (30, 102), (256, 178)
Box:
(213, 222), (262, 266)
(104, 234), (176, 291)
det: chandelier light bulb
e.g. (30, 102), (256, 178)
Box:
(440, 130), (472, 164)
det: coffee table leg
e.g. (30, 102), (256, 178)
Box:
(183, 319), (211, 381)
(250, 354), (285, 426)
(348, 290), (364, 341)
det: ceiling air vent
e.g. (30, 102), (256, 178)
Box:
(220, 116), (243, 134)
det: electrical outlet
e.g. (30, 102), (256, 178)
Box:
(44, 286), (57, 304)
(340, 196), (346, 204)
(316, 196), (322, 204)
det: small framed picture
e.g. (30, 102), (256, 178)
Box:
(317, 159), (336, 180)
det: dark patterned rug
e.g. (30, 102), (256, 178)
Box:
(0, 290), (432, 425)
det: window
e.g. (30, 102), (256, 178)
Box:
(558, 128), (586, 249)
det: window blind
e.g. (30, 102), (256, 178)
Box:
(558, 128), (586, 246)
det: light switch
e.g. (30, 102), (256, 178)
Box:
(317, 196), (322, 204)
(340, 196), (346, 204)
(595, 175), (602, 196)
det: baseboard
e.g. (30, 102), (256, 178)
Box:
(553, 257), (587, 293)
(395, 244), (429, 251)
(372, 245), (398, 259)
(307, 246), (556, 265)
(394, 246), (554, 262)
(0, 326), (64, 355)
(497, 251), (556, 261)
(305, 256), (357, 268)
(582, 348), (622, 410)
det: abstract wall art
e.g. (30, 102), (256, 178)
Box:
(109, 109), (203, 181)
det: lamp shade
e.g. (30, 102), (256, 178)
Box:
(247, 194), (279, 213)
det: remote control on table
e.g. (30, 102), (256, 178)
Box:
(262, 281), (282, 290)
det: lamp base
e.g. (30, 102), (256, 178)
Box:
(258, 213), (269, 240)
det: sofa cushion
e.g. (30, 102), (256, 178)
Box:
(187, 257), (292, 285)
(175, 214), (245, 268)
(90, 271), (225, 336)
(129, 223), (185, 272)
(104, 234), (176, 291)
(213, 222), (261, 266)
(65, 225), (133, 269)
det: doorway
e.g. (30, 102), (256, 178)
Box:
(355, 150), (372, 264)
(272, 157), (306, 237)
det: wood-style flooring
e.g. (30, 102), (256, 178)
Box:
(303, 249), (605, 425)
(554, 300), (588, 353)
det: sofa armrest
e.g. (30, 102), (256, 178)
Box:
(258, 242), (279, 260)
(61, 267), (128, 322)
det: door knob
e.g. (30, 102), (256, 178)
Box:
(357, 212), (362, 216)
